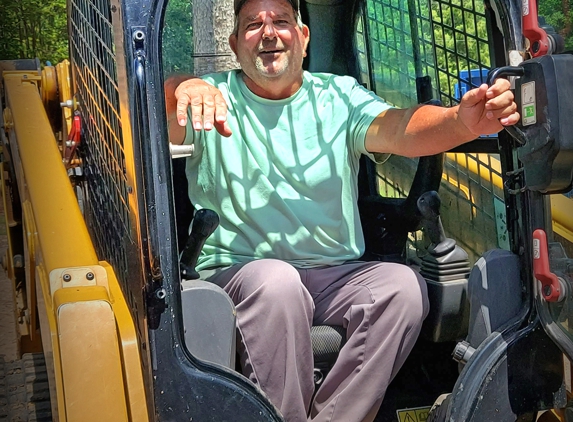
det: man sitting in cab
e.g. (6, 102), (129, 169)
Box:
(164, 0), (519, 419)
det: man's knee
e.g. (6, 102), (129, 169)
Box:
(371, 263), (429, 326)
(230, 259), (312, 306)
(395, 266), (429, 322)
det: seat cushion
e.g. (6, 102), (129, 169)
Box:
(311, 325), (346, 366)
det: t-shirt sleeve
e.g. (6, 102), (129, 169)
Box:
(347, 79), (393, 164)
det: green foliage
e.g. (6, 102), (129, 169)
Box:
(538, 0), (573, 50)
(162, 0), (194, 76)
(0, 0), (68, 63)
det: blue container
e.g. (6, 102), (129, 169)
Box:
(455, 68), (496, 138)
(454, 68), (489, 100)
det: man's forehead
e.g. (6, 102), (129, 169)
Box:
(243, 10), (293, 21)
(235, 0), (299, 16)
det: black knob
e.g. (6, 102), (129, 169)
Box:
(180, 209), (219, 280)
(417, 191), (446, 246)
(417, 191), (456, 256)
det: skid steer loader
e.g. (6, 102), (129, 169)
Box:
(1, 0), (572, 420)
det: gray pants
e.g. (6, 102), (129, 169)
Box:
(205, 259), (429, 422)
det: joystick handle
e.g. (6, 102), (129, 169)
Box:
(417, 191), (456, 256)
(180, 209), (219, 280)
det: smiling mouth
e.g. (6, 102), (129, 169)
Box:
(259, 50), (282, 54)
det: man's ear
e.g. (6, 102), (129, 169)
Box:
(302, 24), (310, 57)
(229, 34), (238, 56)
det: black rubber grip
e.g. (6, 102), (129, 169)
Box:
(180, 209), (219, 280)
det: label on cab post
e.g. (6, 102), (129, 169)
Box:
(521, 81), (536, 126)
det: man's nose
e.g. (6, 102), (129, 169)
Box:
(262, 22), (277, 39)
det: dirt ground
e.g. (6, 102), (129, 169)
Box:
(0, 200), (19, 361)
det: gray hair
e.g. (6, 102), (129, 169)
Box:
(232, 9), (304, 36)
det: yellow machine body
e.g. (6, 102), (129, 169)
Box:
(1, 67), (149, 422)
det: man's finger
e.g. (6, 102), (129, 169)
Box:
(190, 94), (204, 130)
(176, 94), (191, 126)
(485, 90), (515, 111)
(461, 83), (488, 107)
(214, 120), (233, 137)
(486, 101), (518, 120)
(500, 111), (520, 126)
(214, 95), (228, 125)
(202, 94), (216, 130)
(486, 78), (511, 99)
(214, 94), (231, 136)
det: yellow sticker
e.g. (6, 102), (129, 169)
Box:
(396, 406), (431, 422)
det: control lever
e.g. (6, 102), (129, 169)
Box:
(533, 229), (567, 302)
(522, 0), (565, 57)
(417, 191), (456, 256)
(418, 191), (471, 342)
(180, 209), (219, 280)
(486, 66), (527, 145)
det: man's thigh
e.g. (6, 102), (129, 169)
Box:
(303, 261), (428, 326)
(203, 259), (313, 309)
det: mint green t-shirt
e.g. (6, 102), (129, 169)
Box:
(184, 70), (391, 271)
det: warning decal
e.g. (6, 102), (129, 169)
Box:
(396, 406), (431, 422)
(521, 81), (536, 126)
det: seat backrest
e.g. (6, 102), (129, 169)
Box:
(359, 154), (444, 261)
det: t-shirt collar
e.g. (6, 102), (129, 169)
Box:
(235, 70), (308, 105)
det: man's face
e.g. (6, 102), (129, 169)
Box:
(230, 0), (309, 84)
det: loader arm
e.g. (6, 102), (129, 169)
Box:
(1, 65), (149, 422)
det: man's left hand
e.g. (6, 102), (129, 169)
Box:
(457, 78), (520, 136)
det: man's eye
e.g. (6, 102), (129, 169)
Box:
(246, 22), (262, 30)
(274, 20), (289, 26)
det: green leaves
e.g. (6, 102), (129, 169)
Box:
(538, 0), (573, 50)
(0, 0), (68, 63)
(162, 0), (194, 76)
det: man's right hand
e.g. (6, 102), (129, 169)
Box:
(174, 78), (232, 137)
(165, 76), (232, 144)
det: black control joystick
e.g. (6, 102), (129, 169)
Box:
(417, 191), (471, 343)
(180, 209), (219, 280)
(416, 191), (470, 283)
(417, 191), (456, 256)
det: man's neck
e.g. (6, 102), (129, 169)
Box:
(241, 71), (304, 100)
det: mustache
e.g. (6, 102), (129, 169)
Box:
(258, 40), (284, 52)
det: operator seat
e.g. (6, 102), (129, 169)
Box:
(173, 156), (346, 385)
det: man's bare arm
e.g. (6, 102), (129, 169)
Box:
(365, 79), (519, 157)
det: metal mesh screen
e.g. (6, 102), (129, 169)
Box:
(357, 0), (438, 107)
(441, 153), (506, 259)
(358, 0), (505, 263)
(431, 0), (491, 106)
(69, 0), (130, 283)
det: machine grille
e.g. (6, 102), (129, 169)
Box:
(69, 0), (131, 285)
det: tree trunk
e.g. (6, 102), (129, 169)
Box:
(192, 0), (239, 76)
(561, 0), (571, 38)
